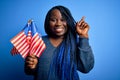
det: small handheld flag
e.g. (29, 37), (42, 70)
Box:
(10, 20), (46, 58)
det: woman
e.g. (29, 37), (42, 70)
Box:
(24, 5), (94, 80)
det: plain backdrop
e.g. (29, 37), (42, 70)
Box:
(0, 0), (120, 80)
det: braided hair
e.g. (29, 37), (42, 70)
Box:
(44, 5), (79, 80)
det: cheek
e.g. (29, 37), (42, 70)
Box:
(64, 23), (68, 32)
(49, 22), (55, 28)
(64, 27), (68, 34)
(49, 24), (54, 32)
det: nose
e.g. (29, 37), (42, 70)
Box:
(56, 20), (62, 26)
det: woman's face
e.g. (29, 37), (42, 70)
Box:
(49, 9), (67, 38)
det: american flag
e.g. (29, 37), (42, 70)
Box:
(10, 20), (46, 58)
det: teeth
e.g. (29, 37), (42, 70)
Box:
(55, 28), (63, 32)
(56, 29), (63, 32)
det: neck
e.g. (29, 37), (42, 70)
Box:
(49, 36), (64, 47)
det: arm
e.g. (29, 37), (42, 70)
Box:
(75, 16), (94, 73)
(76, 37), (94, 73)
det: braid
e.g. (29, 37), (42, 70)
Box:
(47, 5), (79, 80)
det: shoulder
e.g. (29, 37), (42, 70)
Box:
(42, 35), (48, 41)
(41, 35), (55, 49)
(41, 35), (50, 44)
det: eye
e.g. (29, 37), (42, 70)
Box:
(61, 19), (66, 22)
(50, 18), (56, 22)
(61, 18), (66, 22)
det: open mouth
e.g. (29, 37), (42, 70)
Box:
(54, 27), (64, 33)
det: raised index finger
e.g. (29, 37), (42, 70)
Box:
(81, 16), (85, 21)
(78, 16), (86, 25)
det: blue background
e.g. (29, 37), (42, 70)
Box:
(0, 0), (120, 80)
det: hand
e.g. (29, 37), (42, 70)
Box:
(25, 54), (38, 69)
(76, 16), (90, 38)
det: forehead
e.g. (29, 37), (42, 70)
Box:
(50, 9), (62, 17)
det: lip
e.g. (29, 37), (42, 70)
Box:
(54, 27), (64, 32)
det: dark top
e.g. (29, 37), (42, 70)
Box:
(25, 36), (94, 80)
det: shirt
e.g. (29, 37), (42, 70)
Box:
(25, 35), (94, 80)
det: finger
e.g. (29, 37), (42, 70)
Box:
(27, 64), (34, 68)
(81, 22), (88, 29)
(28, 53), (36, 58)
(27, 64), (36, 69)
(78, 16), (86, 25)
(30, 54), (36, 58)
(25, 58), (35, 65)
(77, 20), (84, 27)
(26, 61), (32, 65)
(27, 64), (33, 67)
(26, 60), (34, 65)
(26, 57), (35, 62)
(81, 16), (85, 21)
(78, 21), (85, 28)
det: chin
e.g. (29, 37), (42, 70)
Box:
(52, 34), (65, 38)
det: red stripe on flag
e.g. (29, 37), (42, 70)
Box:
(29, 32), (46, 57)
(11, 31), (25, 44)
(20, 45), (29, 56)
(36, 43), (46, 57)
(21, 46), (29, 58)
(30, 33), (39, 47)
(30, 33), (39, 52)
(19, 43), (29, 53)
(16, 37), (26, 49)
(14, 35), (26, 47)
(33, 39), (43, 55)
(36, 41), (46, 57)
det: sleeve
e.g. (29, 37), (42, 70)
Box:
(76, 37), (94, 73)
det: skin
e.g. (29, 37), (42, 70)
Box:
(49, 9), (67, 47)
(76, 16), (89, 39)
(11, 9), (90, 69)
